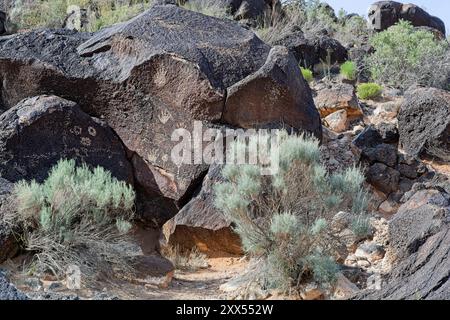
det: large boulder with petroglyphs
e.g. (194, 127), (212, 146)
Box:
(0, 95), (133, 184)
(0, 4), (320, 225)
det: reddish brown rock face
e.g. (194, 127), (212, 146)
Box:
(313, 82), (362, 118)
(164, 165), (243, 257)
(224, 46), (322, 138)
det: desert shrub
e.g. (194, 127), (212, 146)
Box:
(351, 215), (373, 239)
(366, 20), (450, 90)
(214, 131), (370, 292)
(180, 0), (231, 20)
(334, 13), (371, 46)
(340, 61), (356, 80)
(3, 159), (135, 279)
(301, 67), (314, 83)
(255, 0), (334, 45)
(9, 0), (153, 31)
(162, 245), (208, 271)
(10, 0), (68, 29)
(257, 1), (369, 47)
(254, 5), (304, 45)
(357, 83), (382, 100)
(92, 1), (153, 31)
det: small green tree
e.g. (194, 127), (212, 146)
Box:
(366, 20), (450, 90)
(214, 132), (370, 292)
(5, 159), (135, 278)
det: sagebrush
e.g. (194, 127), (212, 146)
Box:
(2, 159), (136, 279)
(366, 20), (450, 90)
(162, 245), (208, 271)
(256, 1), (370, 50)
(9, 0), (153, 31)
(179, 0), (231, 20)
(214, 131), (370, 292)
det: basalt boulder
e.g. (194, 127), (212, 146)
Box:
(366, 163), (400, 194)
(0, 95), (133, 184)
(367, 1), (445, 35)
(398, 87), (450, 162)
(224, 46), (321, 135)
(275, 28), (348, 69)
(356, 186), (450, 300)
(232, 0), (282, 26)
(0, 5), (321, 226)
(164, 165), (242, 257)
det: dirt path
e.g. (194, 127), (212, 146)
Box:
(113, 257), (247, 300)
(6, 257), (248, 300)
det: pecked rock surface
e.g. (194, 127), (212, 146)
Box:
(224, 45), (321, 133)
(0, 95), (133, 184)
(0, 5), (320, 225)
(356, 184), (450, 300)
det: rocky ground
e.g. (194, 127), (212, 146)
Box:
(1, 257), (248, 300)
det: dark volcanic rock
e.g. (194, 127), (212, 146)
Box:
(0, 270), (28, 300)
(224, 46), (321, 136)
(362, 143), (398, 168)
(275, 28), (348, 69)
(166, 165), (242, 256)
(356, 187), (450, 300)
(398, 87), (450, 162)
(352, 125), (383, 150)
(0, 10), (5, 35)
(375, 122), (399, 144)
(367, 1), (446, 35)
(397, 154), (426, 180)
(0, 5), (321, 225)
(389, 189), (449, 260)
(228, 0), (282, 25)
(367, 163), (400, 194)
(0, 95), (133, 184)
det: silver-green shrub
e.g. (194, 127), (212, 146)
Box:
(214, 132), (370, 292)
(366, 20), (450, 90)
(6, 159), (135, 278)
(9, 0), (153, 31)
(179, 0), (231, 20)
